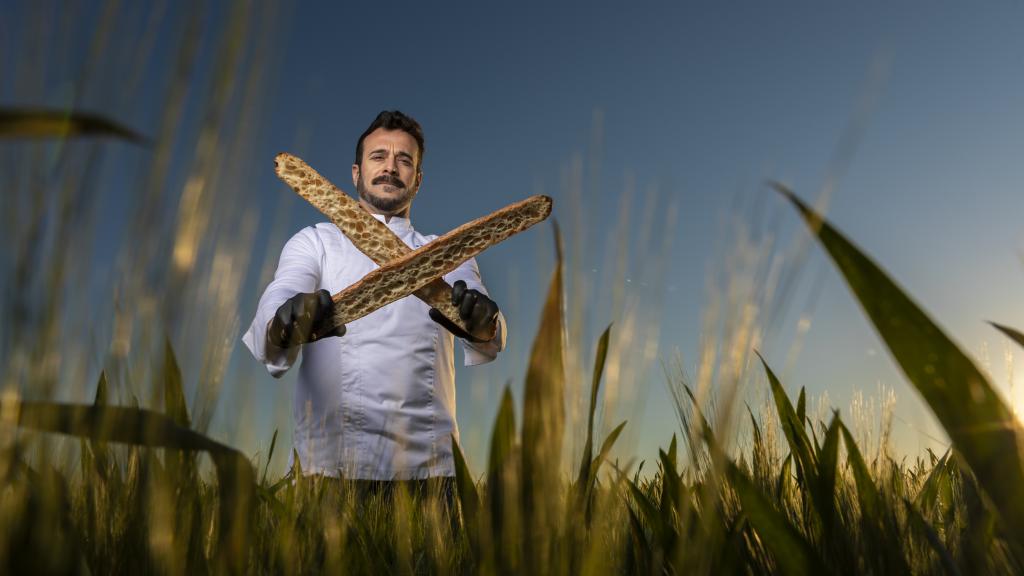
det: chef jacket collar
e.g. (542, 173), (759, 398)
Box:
(370, 213), (412, 232)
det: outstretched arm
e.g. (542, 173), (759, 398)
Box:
(242, 228), (324, 377)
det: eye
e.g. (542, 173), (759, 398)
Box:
(400, 158), (412, 166)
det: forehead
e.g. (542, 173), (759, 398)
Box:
(362, 128), (419, 157)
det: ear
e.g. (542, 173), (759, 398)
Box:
(414, 169), (423, 189)
(351, 164), (360, 187)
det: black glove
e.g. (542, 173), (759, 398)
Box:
(268, 289), (346, 349)
(429, 280), (499, 343)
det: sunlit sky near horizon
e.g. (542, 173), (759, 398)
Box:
(7, 1), (1024, 474)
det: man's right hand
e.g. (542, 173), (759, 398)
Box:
(268, 289), (346, 349)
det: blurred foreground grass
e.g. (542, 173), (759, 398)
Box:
(3, 184), (1024, 573)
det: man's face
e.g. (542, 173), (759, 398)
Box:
(352, 128), (422, 215)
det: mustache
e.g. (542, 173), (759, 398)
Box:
(372, 174), (406, 188)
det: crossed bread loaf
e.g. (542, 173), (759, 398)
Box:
(274, 153), (551, 340)
(328, 193), (552, 327)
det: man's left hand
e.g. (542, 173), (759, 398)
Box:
(429, 280), (499, 343)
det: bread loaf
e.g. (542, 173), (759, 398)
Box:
(329, 194), (552, 327)
(274, 152), (551, 340)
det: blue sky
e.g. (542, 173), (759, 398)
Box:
(6, 1), (1024, 474)
(251, 2), (1024, 467)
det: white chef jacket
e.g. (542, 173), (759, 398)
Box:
(242, 214), (506, 480)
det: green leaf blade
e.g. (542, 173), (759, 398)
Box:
(838, 420), (880, 520)
(0, 107), (148, 144)
(757, 352), (817, 488)
(729, 462), (824, 576)
(775, 182), (1024, 544)
(452, 434), (481, 538)
(991, 322), (1024, 351)
(577, 324), (612, 490)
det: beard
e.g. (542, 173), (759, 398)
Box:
(356, 172), (416, 214)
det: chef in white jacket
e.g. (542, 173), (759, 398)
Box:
(242, 110), (505, 483)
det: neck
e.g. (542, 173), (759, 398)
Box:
(357, 198), (411, 222)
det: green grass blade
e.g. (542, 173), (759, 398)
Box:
(839, 418), (914, 576)
(16, 401), (253, 571)
(667, 433), (678, 469)
(838, 420), (880, 520)
(161, 338), (193, 484)
(577, 324), (612, 490)
(488, 385), (517, 477)
(749, 405), (763, 451)
(916, 450), (953, 515)
(658, 447), (683, 515)
(728, 462), (825, 575)
(452, 434), (481, 540)
(161, 337), (191, 429)
(93, 371), (109, 407)
(683, 384), (717, 448)
(627, 478), (666, 545)
(775, 183), (1024, 541)
(757, 352), (817, 486)
(796, 387), (807, 427)
(579, 420), (627, 525)
(991, 322), (1024, 351)
(488, 385), (517, 535)
(261, 428), (278, 486)
(90, 372), (111, 477)
(592, 421), (627, 480)
(290, 447), (303, 480)
(589, 324), (612, 429)
(626, 504), (653, 572)
(520, 219), (569, 502)
(19, 402), (222, 452)
(521, 221), (566, 548)
(959, 461), (1000, 571)
(0, 107), (148, 144)
(815, 413), (841, 530)
(904, 498), (962, 576)
(776, 454), (793, 499)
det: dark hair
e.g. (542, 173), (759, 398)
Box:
(354, 110), (425, 172)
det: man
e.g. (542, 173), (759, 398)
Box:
(242, 110), (505, 488)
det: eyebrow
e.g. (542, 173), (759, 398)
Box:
(368, 148), (415, 161)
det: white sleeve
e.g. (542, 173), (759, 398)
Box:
(241, 227), (323, 377)
(443, 256), (507, 367)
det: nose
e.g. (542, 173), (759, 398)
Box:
(383, 154), (398, 174)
